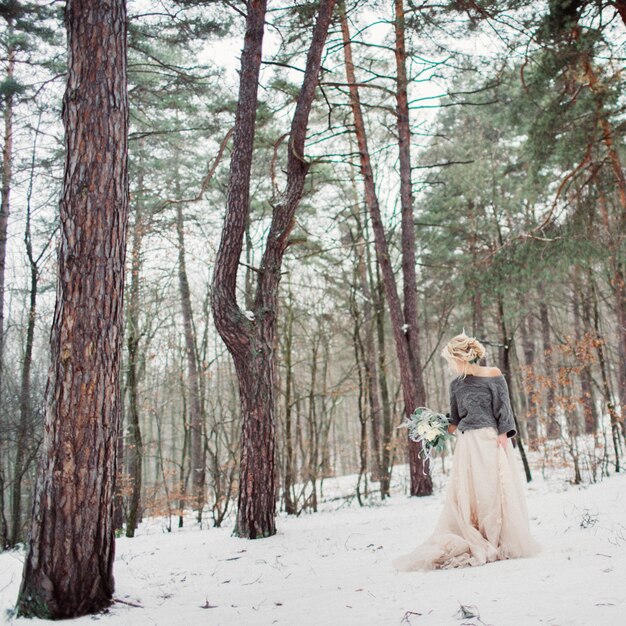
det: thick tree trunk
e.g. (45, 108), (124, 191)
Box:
(17, 1), (128, 618)
(211, 0), (335, 538)
(211, 0), (270, 539)
(340, 0), (431, 496)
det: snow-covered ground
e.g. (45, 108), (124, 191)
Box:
(1, 462), (625, 626)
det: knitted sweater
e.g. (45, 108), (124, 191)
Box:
(448, 374), (517, 438)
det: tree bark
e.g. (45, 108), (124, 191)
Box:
(393, 0), (431, 495)
(340, 0), (431, 496)
(211, 0), (335, 538)
(0, 16), (15, 394)
(0, 21), (16, 548)
(17, 0), (129, 618)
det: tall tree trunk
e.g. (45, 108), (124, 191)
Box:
(0, 17), (15, 394)
(340, 0), (431, 496)
(374, 262), (393, 498)
(125, 165), (145, 538)
(211, 0), (335, 538)
(17, 1), (129, 617)
(393, 0), (431, 495)
(0, 22), (16, 549)
(175, 195), (205, 518)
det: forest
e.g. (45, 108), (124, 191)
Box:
(0, 0), (625, 622)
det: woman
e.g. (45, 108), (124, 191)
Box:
(394, 332), (539, 571)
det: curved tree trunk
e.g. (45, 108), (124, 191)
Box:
(17, 0), (128, 618)
(340, 0), (431, 496)
(212, 0), (335, 539)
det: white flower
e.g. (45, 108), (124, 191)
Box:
(416, 421), (430, 436)
(425, 428), (440, 442)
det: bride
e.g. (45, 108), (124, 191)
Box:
(394, 332), (539, 570)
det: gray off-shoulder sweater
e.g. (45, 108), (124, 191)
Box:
(448, 374), (517, 438)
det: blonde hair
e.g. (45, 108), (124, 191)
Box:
(441, 331), (486, 376)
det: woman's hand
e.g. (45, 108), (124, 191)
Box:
(497, 433), (508, 448)
(448, 424), (458, 435)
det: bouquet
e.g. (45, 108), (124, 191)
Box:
(399, 407), (451, 460)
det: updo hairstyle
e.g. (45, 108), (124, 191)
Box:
(441, 332), (486, 376)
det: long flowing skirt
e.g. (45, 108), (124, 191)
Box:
(394, 427), (540, 571)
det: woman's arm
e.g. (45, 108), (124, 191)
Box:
(492, 377), (517, 438)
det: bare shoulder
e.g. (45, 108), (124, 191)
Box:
(488, 367), (503, 377)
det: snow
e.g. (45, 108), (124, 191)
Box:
(2, 465), (626, 626)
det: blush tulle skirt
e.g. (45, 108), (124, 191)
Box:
(394, 427), (540, 571)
